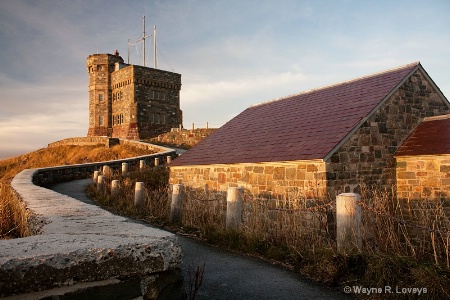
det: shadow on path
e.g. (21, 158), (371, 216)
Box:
(50, 179), (352, 300)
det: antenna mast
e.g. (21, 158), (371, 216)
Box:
(135, 16), (151, 66)
(127, 39), (130, 64)
(154, 25), (157, 69)
(129, 16), (157, 67)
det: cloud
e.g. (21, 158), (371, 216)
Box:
(182, 67), (309, 105)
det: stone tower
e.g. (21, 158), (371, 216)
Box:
(86, 51), (182, 140)
(86, 52), (124, 137)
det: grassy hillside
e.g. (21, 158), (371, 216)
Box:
(0, 143), (157, 239)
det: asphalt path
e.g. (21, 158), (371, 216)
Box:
(50, 179), (352, 300)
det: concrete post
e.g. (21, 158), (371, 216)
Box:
(111, 180), (119, 198)
(134, 182), (145, 209)
(226, 187), (243, 231)
(97, 175), (104, 192)
(140, 159), (146, 170)
(122, 163), (129, 176)
(336, 193), (362, 254)
(102, 165), (111, 179)
(154, 157), (160, 167)
(93, 170), (100, 182)
(170, 184), (185, 223)
(167, 156), (172, 164)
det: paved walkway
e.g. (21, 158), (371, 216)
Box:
(50, 179), (351, 300)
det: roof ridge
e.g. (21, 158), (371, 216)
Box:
(250, 61), (421, 108)
(423, 114), (450, 122)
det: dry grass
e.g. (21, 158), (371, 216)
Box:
(87, 167), (171, 224)
(0, 183), (30, 239)
(89, 178), (450, 299)
(0, 143), (156, 239)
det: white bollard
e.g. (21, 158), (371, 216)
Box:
(226, 187), (243, 230)
(134, 182), (145, 209)
(122, 162), (129, 175)
(170, 184), (185, 223)
(97, 175), (104, 192)
(93, 170), (100, 182)
(167, 156), (172, 164)
(140, 159), (146, 170)
(154, 157), (160, 167)
(102, 165), (111, 179)
(111, 180), (119, 198)
(336, 193), (362, 254)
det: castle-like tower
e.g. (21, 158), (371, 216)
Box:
(86, 51), (182, 139)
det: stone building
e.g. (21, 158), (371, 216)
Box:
(169, 62), (450, 200)
(86, 51), (182, 139)
(394, 114), (450, 199)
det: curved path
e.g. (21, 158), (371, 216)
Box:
(50, 179), (352, 300)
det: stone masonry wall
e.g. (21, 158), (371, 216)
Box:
(87, 54), (124, 137)
(326, 69), (450, 196)
(111, 65), (182, 140)
(170, 160), (327, 198)
(111, 65), (136, 139)
(149, 128), (218, 149)
(396, 155), (450, 200)
(48, 137), (119, 148)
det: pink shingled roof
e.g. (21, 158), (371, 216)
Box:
(171, 62), (420, 166)
(395, 115), (450, 156)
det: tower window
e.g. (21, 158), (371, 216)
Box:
(99, 116), (104, 126)
(99, 94), (104, 102)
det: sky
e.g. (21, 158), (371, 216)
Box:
(0, 0), (449, 159)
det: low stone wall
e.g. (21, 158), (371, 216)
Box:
(48, 137), (169, 153)
(0, 145), (184, 299)
(48, 136), (119, 148)
(36, 140), (176, 187)
(149, 128), (217, 148)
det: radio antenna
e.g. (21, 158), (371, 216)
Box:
(135, 16), (152, 66)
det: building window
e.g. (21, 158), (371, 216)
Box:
(99, 94), (104, 102)
(161, 114), (166, 124)
(150, 112), (155, 124)
(113, 93), (116, 101)
(156, 113), (160, 124)
(120, 91), (123, 100)
(99, 116), (104, 126)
